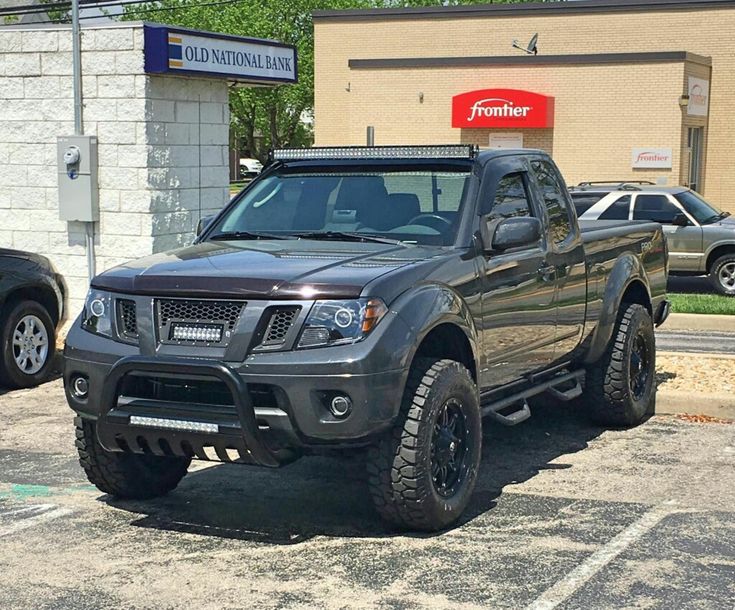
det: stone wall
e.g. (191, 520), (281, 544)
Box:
(0, 22), (230, 323)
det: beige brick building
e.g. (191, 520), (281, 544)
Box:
(313, 0), (735, 212)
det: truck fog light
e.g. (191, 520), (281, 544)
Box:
(330, 394), (353, 418)
(72, 376), (89, 399)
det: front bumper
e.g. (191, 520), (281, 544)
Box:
(64, 309), (413, 458)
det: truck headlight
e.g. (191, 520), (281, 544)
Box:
(297, 298), (387, 349)
(81, 289), (113, 338)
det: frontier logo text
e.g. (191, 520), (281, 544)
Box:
(636, 152), (670, 163)
(467, 98), (532, 122)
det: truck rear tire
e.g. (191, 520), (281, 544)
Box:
(584, 303), (655, 427)
(366, 358), (482, 531)
(709, 254), (735, 296)
(75, 417), (191, 499)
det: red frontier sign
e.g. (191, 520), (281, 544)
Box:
(452, 89), (555, 129)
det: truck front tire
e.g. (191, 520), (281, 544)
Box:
(584, 303), (656, 427)
(75, 418), (191, 499)
(367, 358), (482, 531)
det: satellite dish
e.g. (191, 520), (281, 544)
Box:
(512, 33), (539, 55)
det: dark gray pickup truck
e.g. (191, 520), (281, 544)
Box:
(64, 146), (669, 530)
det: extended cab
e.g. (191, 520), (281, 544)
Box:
(64, 146), (669, 530)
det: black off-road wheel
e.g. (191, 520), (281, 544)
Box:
(584, 303), (656, 427)
(0, 300), (56, 389)
(709, 254), (735, 296)
(366, 358), (482, 531)
(75, 418), (191, 499)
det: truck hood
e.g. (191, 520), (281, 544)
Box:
(91, 239), (445, 299)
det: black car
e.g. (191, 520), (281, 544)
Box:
(64, 146), (669, 530)
(0, 248), (65, 388)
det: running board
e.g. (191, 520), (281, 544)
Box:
(481, 369), (585, 426)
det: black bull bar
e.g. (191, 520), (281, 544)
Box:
(97, 356), (291, 467)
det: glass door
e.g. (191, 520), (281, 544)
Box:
(687, 127), (703, 193)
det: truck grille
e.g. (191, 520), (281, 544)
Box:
(261, 306), (300, 346)
(156, 299), (245, 346)
(116, 299), (138, 341)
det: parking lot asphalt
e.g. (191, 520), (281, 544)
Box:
(0, 379), (733, 610)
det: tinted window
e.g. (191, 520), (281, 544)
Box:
(532, 160), (573, 244)
(633, 195), (680, 223)
(571, 192), (606, 216)
(599, 195), (631, 220)
(488, 174), (532, 220)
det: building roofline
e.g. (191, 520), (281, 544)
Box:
(314, 0), (735, 22)
(349, 51), (712, 70)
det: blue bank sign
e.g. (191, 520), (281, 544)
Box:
(144, 25), (297, 85)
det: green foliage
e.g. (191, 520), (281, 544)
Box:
(669, 293), (735, 315)
(120, 0), (533, 160)
(40, 0), (71, 23)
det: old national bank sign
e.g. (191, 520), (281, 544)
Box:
(144, 24), (297, 85)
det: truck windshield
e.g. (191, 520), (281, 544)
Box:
(208, 169), (471, 246)
(674, 190), (729, 224)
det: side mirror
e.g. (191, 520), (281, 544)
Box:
(481, 216), (542, 252)
(672, 213), (690, 227)
(196, 214), (216, 237)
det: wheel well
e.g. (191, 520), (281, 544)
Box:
(414, 323), (477, 382)
(621, 280), (652, 315)
(706, 245), (735, 273)
(0, 286), (60, 326)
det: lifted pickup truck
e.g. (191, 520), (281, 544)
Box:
(64, 146), (669, 531)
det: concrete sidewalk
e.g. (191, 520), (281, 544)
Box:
(664, 312), (735, 333)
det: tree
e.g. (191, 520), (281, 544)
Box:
(121, 1), (533, 161)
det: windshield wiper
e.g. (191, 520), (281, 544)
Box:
(209, 230), (288, 241)
(293, 231), (404, 245)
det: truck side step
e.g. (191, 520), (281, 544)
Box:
(480, 369), (585, 425)
(486, 400), (531, 426)
(544, 378), (583, 402)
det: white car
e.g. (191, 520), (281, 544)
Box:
(239, 157), (263, 178)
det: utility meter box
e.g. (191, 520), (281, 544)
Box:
(58, 135), (99, 222)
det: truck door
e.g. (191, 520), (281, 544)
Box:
(478, 159), (557, 390)
(529, 158), (587, 358)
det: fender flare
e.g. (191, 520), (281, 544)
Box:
(391, 283), (480, 377)
(584, 253), (652, 364)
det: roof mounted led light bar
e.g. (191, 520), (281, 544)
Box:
(272, 145), (477, 161)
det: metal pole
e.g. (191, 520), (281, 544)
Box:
(71, 0), (83, 135)
(366, 126), (374, 146)
(71, 0), (96, 281)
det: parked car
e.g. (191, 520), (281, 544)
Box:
(239, 157), (263, 179)
(64, 146), (668, 531)
(571, 181), (735, 295)
(0, 249), (64, 388)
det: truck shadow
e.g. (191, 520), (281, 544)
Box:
(105, 400), (608, 544)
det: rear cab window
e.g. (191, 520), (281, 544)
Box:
(531, 159), (575, 245)
(599, 195), (632, 220)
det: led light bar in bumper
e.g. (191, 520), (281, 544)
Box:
(272, 145), (476, 161)
(129, 415), (219, 434)
(170, 323), (223, 343)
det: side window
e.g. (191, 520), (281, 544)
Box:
(633, 195), (680, 223)
(571, 192), (605, 216)
(599, 195), (631, 220)
(531, 160), (573, 244)
(487, 173), (532, 220)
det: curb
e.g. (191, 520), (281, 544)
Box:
(656, 390), (735, 420)
(663, 313), (735, 333)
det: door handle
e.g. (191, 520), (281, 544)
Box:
(539, 264), (556, 282)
